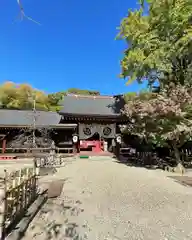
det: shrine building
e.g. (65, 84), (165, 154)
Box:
(0, 94), (128, 155)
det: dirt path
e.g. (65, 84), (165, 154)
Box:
(23, 158), (192, 240)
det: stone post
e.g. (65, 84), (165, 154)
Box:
(103, 141), (108, 152)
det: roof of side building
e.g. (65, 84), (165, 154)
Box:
(0, 109), (61, 126)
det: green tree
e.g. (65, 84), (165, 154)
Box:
(119, 0), (192, 173)
(47, 91), (66, 111)
(0, 82), (50, 111)
(0, 82), (102, 112)
(118, 0), (192, 88)
(0, 81), (19, 108)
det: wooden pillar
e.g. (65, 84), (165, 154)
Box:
(112, 138), (116, 155)
(77, 140), (80, 153)
(115, 142), (120, 159)
(73, 142), (81, 154)
(73, 143), (77, 154)
(2, 140), (6, 154)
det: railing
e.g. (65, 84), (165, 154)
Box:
(0, 167), (38, 239)
(0, 147), (73, 154)
(56, 148), (73, 154)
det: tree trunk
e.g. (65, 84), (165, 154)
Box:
(172, 141), (185, 174)
(172, 142), (181, 164)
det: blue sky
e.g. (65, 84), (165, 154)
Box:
(0, 0), (146, 95)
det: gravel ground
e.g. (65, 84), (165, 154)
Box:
(23, 157), (192, 240)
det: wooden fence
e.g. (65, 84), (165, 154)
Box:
(0, 167), (38, 239)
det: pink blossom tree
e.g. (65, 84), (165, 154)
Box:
(123, 85), (192, 171)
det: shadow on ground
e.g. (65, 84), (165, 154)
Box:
(17, 176), (87, 240)
(114, 156), (161, 171)
(29, 198), (87, 240)
(168, 176), (192, 187)
(115, 155), (192, 172)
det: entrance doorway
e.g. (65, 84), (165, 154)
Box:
(79, 132), (103, 153)
(89, 132), (100, 141)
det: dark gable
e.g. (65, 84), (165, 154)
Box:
(59, 94), (125, 117)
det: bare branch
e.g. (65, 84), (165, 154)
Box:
(17, 0), (41, 25)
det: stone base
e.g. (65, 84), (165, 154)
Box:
(166, 163), (185, 174)
(173, 163), (186, 174)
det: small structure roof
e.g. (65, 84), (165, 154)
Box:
(59, 94), (125, 117)
(0, 109), (62, 127)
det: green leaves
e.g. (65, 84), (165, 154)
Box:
(118, 0), (192, 87)
(0, 81), (101, 112)
(120, 1), (192, 151)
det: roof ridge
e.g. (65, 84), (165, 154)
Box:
(66, 94), (113, 99)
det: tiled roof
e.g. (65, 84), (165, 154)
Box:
(59, 94), (125, 117)
(0, 109), (61, 126)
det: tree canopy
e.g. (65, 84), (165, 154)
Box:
(0, 82), (100, 111)
(124, 85), (192, 145)
(0, 82), (55, 111)
(118, 0), (192, 88)
(119, 0), (192, 169)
